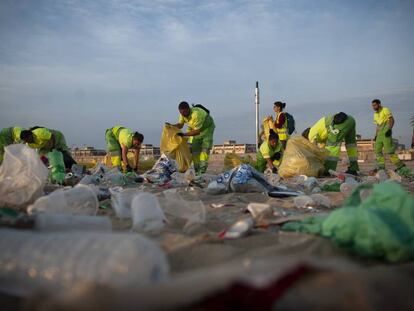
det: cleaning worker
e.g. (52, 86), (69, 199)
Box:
(169, 101), (215, 175)
(256, 129), (284, 173)
(302, 112), (359, 175)
(0, 126), (24, 164)
(105, 126), (144, 172)
(20, 126), (77, 169)
(371, 99), (411, 176)
(273, 101), (289, 149)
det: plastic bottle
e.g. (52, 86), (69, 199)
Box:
(47, 149), (65, 184)
(34, 214), (112, 232)
(131, 193), (165, 234)
(27, 184), (98, 216)
(0, 229), (169, 297)
(110, 187), (143, 219)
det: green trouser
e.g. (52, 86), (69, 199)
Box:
(324, 116), (359, 173)
(190, 117), (215, 175)
(0, 127), (13, 164)
(105, 129), (122, 168)
(375, 126), (403, 170)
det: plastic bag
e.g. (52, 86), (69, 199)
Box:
(223, 153), (243, 170)
(278, 136), (328, 178)
(262, 115), (275, 142)
(0, 144), (49, 208)
(160, 124), (192, 172)
(27, 184), (98, 216)
(47, 150), (65, 184)
(142, 154), (178, 183)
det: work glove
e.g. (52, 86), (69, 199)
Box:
(176, 133), (184, 137)
(385, 129), (392, 137)
(125, 164), (133, 173)
(272, 167), (278, 174)
(273, 152), (282, 161)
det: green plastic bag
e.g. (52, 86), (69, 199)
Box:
(283, 181), (414, 262)
(47, 149), (65, 184)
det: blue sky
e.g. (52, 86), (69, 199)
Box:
(1, 0), (413, 148)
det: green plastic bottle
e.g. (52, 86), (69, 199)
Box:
(47, 149), (65, 184)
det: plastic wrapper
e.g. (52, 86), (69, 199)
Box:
(0, 144), (49, 208)
(142, 154), (178, 183)
(278, 136), (328, 178)
(160, 124), (192, 172)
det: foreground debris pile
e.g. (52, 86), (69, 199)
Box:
(1, 144), (414, 310)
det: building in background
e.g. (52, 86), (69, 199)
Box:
(211, 140), (256, 154)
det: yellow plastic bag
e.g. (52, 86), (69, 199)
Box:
(262, 116), (275, 141)
(160, 125), (192, 172)
(278, 136), (329, 178)
(223, 153), (243, 170)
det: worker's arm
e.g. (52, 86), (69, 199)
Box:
(45, 134), (55, 150)
(134, 146), (140, 171)
(388, 116), (394, 129)
(169, 122), (184, 129)
(182, 129), (201, 137)
(121, 144), (129, 168)
(267, 158), (275, 168)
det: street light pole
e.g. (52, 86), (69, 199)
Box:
(255, 81), (260, 152)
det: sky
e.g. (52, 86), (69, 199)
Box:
(1, 0), (413, 149)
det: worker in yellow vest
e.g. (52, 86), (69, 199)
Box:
(256, 129), (284, 173)
(169, 101), (215, 175)
(20, 126), (76, 168)
(105, 126), (144, 172)
(302, 112), (359, 175)
(273, 101), (289, 149)
(371, 99), (411, 176)
(0, 126), (24, 164)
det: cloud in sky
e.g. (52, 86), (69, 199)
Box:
(1, 0), (413, 148)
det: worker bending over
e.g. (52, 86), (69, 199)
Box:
(0, 126), (24, 164)
(169, 101), (215, 175)
(105, 126), (144, 172)
(256, 129), (284, 173)
(302, 112), (359, 175)
(20, 127), (76, 169)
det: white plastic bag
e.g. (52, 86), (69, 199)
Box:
(0, 144), (49, 208)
